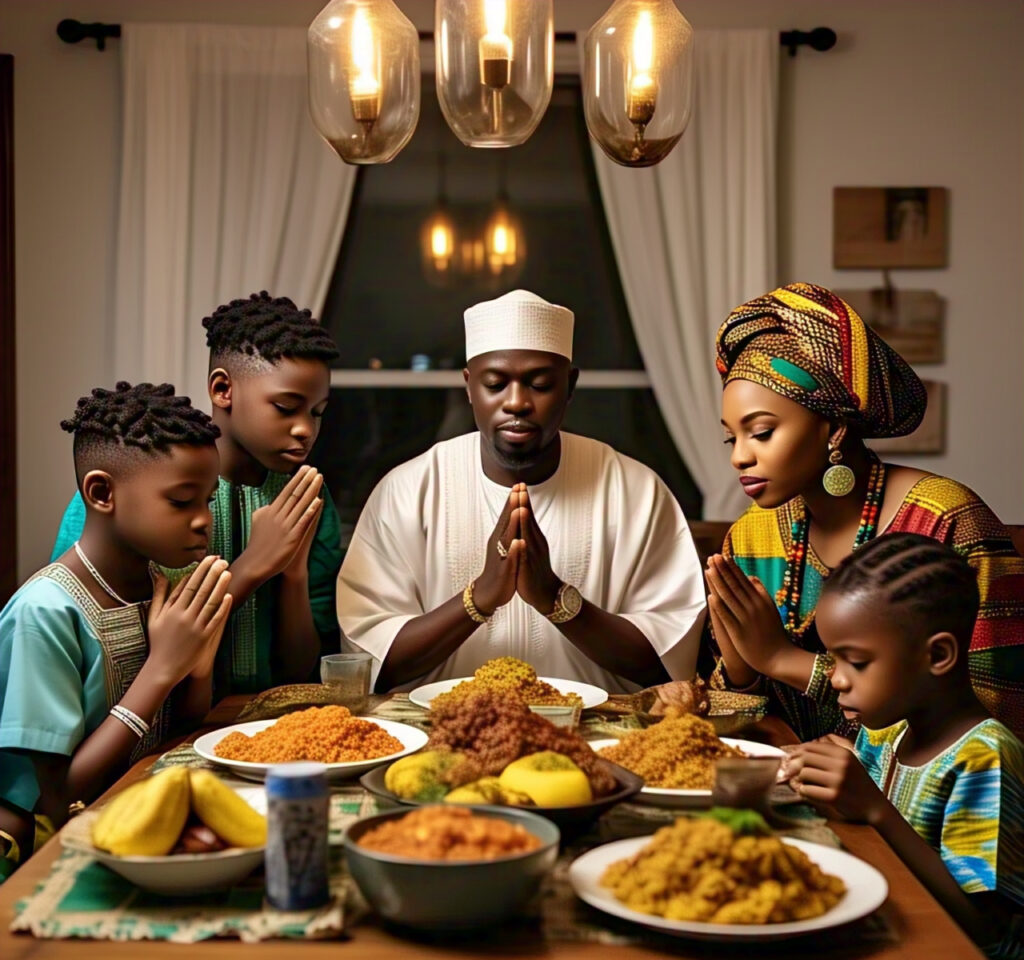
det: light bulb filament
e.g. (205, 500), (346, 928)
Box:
(350, 8), (381, 124)
(627, 10), (657, 126)
(480, 0), (512, 89)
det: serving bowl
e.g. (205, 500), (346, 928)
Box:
(343, 806), (559, 929)
(60, 810), (264, 896)
(360, 757), (643, 835)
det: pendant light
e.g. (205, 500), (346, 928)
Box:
(421, 154), (458, 286)
(435, 0), (554, 148)
(483, 154), (524, 279)
(308, 0), (421, 164)
(583, 0), (694, 167)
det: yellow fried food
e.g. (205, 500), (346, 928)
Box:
(189, 770), (267, 848)
(596, 713), (743, 789)
(600, 818), (846, 924)
(499, 752), (593, 806)
(92, 767), (191, 856)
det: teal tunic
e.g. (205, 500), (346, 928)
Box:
(0, 566), (170, 814)
(51, 474), (343, 693)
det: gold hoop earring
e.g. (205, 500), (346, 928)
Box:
(822, 444), (855, 497)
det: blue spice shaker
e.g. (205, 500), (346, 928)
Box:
(265, 762), (330, 910)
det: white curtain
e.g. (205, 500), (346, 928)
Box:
(590, 29), (778, 521)
(114, 24), (357, 405)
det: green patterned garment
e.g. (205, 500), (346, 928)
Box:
(51, 475), (343, 693)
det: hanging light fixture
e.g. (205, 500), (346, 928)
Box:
(583, 0), (694, 167)
(421, 154), (458, 286)
(308, 0), (421, 164)
(483, 154), (524, 279)
(435, 0), (554, 148)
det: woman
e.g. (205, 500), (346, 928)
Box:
(705, 282), (1024, 741)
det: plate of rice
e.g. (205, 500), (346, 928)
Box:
(569, 819), (887, 940)
(193, 705), (428, 782)
(409, 657), (607, 710)
(589, 713), (785, 807)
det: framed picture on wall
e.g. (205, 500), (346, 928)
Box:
(873, 380), (946, 455)
(836, 288), (944, 364)
(834, 187), (948, 268)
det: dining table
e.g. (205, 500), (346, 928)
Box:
(0, 693), (986, 960)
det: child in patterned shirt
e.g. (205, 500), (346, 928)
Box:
(785, 532), (1023, 958)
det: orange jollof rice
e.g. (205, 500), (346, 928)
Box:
(214, 705), (403, 764)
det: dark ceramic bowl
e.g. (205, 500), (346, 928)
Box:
(343, 806), (559, 930)
(360, 758), (643, 836)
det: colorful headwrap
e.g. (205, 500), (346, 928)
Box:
(715, 282), (926, 439)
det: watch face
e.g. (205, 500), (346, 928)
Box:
(562, 584), (583, 615)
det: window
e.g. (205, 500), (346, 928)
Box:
(316, 67), (700, 543)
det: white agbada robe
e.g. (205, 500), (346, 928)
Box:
(337, 431), (706, 693)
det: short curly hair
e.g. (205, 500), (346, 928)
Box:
(202, 291), (339, 372)
(62, 381), (220, 483)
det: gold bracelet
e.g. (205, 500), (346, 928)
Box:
(805, 652), (836, 700)
(462, 580), (491, 624)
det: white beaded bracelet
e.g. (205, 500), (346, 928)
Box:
(110, 704), (150, 739)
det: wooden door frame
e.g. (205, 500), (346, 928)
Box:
(0, 54), (15, 603)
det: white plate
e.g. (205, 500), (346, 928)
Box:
(61, 787), (265, 896)
(569, 835), (888, 940)
(588, 738), (786, 808)
(193, 716), (428, 782)
(409, 676), (608, 710)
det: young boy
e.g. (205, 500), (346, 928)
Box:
(52, 292), (344, 693)
(0, 383), (232, 879)
(785, 533), (1024, 957)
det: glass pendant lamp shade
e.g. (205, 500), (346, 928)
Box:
(583, 0), (694, 167)
(308, 0), (421, 164)
(436, 0), (554, 147)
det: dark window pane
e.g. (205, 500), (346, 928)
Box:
(320, 78), (644, 371)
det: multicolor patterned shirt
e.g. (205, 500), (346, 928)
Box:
(856, 719), (1024, 928)
(709, 474), (1024, 740)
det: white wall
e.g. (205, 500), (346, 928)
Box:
(3, 0), (1022, 580)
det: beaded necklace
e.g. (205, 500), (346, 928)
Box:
(775, 453), (886, 639)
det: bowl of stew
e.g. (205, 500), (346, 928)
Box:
(342, 805), (559, 929)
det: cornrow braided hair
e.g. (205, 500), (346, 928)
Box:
(202, 291), (339, 366)
(825, 532), (980, 648)
(61, 381), (220, 451)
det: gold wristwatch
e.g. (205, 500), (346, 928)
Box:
(547, 582), (583, 624)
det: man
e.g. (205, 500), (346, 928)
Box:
(337, 290), (705, 693)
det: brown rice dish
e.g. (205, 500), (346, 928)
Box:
(595, 713), (743, 789)
(356, 806), (542, 860)
(601, 817), (846, 924)
(214, 705), (403, 764)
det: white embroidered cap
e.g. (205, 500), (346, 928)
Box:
(464, 289), (574, 362)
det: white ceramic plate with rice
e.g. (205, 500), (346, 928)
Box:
(587, 737), (786, 808)
(193, 717), (428, 782)
(409, 677), (607, 710)
(569, 835), (888, 940)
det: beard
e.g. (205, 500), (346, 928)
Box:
(489, 433), (549, 472)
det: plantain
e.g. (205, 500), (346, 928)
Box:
(188, 769), (267, 848)
(91, 767), (191, 856)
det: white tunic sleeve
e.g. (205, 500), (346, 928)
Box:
(336, 462), (430, 687)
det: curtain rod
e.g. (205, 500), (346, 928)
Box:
(56, 19), (836, 56)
